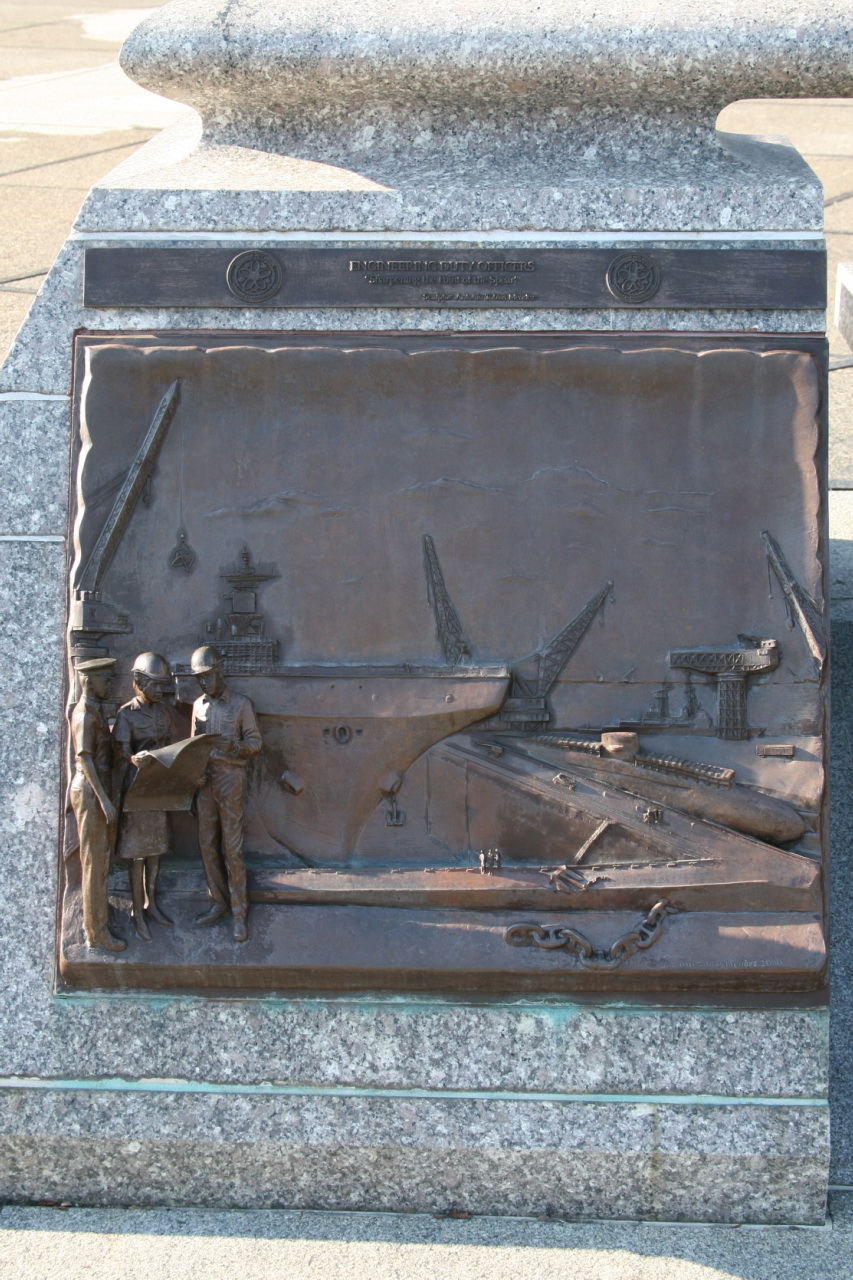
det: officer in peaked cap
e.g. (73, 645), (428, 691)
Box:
(69, 656), (125, 951)
(189, 645), (262, 942)
(113, 651), (174, 941)
(76, 657), (117, 674)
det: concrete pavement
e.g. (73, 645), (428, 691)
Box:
(0, 1193), (850, 1280)
(0, 1), (186, 358)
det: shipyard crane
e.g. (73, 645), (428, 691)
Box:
(421, 533), (612, 729)
(761, 529), (826, 671)
(502, 581), (613, 729)
(422, 533), (473, 665)
(69, 380), (181, 659)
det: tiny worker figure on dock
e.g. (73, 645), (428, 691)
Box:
(189, 645), (262, 942)
(69, 656), (125, 952)
(113, 652), (175, 940)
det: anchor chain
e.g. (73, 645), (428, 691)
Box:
(504, 900), (677, 971)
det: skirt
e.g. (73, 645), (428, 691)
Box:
(115, 809), (171, 861)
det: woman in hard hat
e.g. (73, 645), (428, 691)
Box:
(113, 652), (175, 940)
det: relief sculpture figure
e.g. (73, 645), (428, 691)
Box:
(69, 656), (125, 952)
(113, 652), (175, 940)
(190, 645), (262, 942)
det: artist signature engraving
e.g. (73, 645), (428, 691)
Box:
(422, 292), (538, 302)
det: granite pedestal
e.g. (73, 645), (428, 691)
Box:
(1, 0), (850, 1222)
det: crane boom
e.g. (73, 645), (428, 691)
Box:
(761, 529), (826, 669)
(422, 534), (472, 666)
(78, 380), (180, 592)
(536, 581), (612, 695)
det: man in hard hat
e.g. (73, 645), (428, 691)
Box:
(69, 656), (125, 951)
(189, 645), (262, 941)
(113, 652), (174, 940)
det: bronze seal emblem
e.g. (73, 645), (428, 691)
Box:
(226, 250), (283, 303)
(605, 252), (661, 304)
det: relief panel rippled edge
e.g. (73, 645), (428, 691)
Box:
(58, 330), (828, 994)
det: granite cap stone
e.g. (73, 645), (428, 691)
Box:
(121, 0), (853, 157)
(109, 0), (850, 232)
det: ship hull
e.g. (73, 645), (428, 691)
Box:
(230, 667), (509, 863)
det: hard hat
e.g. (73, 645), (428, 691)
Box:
(131, 652), (171, 680)
(77, 656), (117, 673)
(190, 644), (224, 675)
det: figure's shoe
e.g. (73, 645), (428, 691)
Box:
(194, 903), (228, 927)
(88, 931), (126, 952)
(146, 901), (173, 926)
(232, 914), (249, 943)
(132, 912), (152, 942)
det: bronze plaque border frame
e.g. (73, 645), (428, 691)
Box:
(57, 328), (829, 998)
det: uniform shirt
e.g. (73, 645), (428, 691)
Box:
(113, 696), (172, 763)
(70, 694), (112, 783)
(191, 685), (262, 769)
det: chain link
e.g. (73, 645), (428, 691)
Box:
(504, 900), (677, 971)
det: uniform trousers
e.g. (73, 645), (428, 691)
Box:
(196, 766), (248, 916)
(70, 779), (111, 942)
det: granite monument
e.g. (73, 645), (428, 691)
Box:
(0, 0), (849, 1225)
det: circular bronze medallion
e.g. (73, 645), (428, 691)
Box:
(605, 252), (661, 304)
(226, 250), (283, 303)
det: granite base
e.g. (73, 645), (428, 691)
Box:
(0, 1078), (829, 1224)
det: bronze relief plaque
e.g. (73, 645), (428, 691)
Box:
(60, 331), (828, 994)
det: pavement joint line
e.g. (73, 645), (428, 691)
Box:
(4, 45), (129, 54)
(0, 64), (119, 94)
(0, 271), (48, 285)
(68, 229), (827, 244)
(826, 190), (853, 208)
(0, 1076), (829, 1105)
(0, 140), (151, 182)
(0, 20), (84, 37)
(0, 392), (69, 400)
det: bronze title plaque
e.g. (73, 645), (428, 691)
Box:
(60, 331), (828, 994)
(82, 246), (827, 310)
